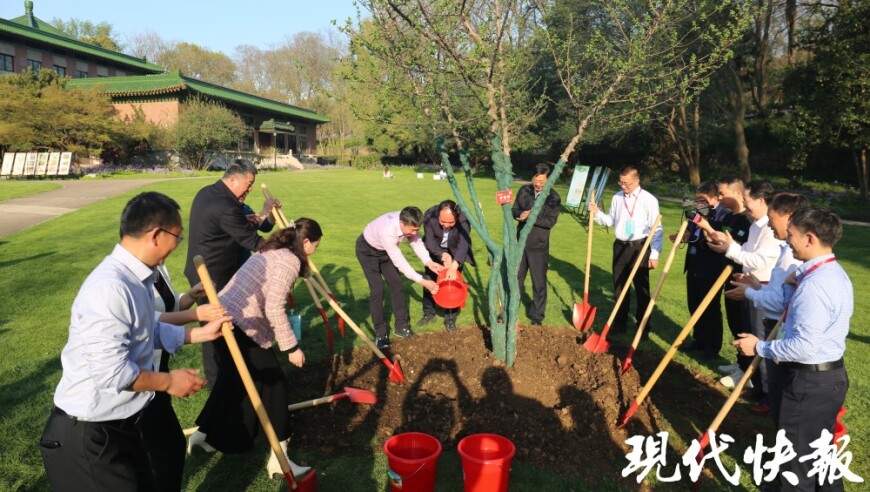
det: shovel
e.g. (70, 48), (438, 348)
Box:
(307, 257), (346, 337)
(617, 266), (732, 428)
(287, 387), (377, 412)
(194, 256), (317, 491)
(584, 215), (662, 353)
(573, 190), (598, 331)
(261, 183), (289, 229)
(692, 316), (783, 486)
(621, 220), (689, 374)
(302, 278), (334, 354)
(307, 278), (406, 384)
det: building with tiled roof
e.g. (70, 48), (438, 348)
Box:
(1, 1), (328, 158)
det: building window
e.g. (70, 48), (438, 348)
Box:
(52, 65), (66, 76)
(0, 54), (13, 73)
(76, 70), (88, 78)
(27, 59), (42, 71)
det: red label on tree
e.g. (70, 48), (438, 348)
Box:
(496, 189), (513, 205)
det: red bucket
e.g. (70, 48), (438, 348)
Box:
(457, 433), (516, 492)
(383, 432), (442, 492)
(433, 270), (469, 309)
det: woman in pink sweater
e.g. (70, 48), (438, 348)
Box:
(189, 218), (321, 479)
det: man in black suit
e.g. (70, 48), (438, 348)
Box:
(416, 200), (475, 331)
(512, 163), (561, 325)
(184, 159), (278, 386)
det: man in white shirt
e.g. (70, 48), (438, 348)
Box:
(40, 192), (229, 491)
(589, 165), (663, 335)
(709, 181), (780, 394)
(724, 192), (808, 415)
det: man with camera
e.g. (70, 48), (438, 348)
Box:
(674, 182), (730, 358)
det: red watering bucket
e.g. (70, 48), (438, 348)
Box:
(457, 433), (516, 492)
(433, 270), (469, 309)
(383, 432), (442, 492)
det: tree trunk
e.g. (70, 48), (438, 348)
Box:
(786, 0), (798, 65)
(730, 65), (751, 182)
(854, 148), (869, 200)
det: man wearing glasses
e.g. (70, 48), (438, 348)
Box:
(589, 165), (663, 336)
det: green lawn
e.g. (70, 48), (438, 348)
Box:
(1, 167), (867, 491)
(0, 181), (62, 201)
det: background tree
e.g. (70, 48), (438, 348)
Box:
(51, 18), (123, 51)
(0, 69), (131, 157)
(784, 0), (870, 200)
(169, 97), (246, 170)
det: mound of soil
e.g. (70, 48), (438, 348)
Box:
(288, 325), (665, 482)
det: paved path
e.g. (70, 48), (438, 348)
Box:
(0, 179), (165, 237)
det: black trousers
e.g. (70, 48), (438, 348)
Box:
(686, 269), (724, 354)
(140, 352), (185, 492)
(356, 234), (410, 337)
(776, 365), (848, 491)
(196, 326), (290, 453)
(40, 406), (154, 492)
(201, 339), (220, 390)
(421, 262), (463, 324)
(612, 239), (651, 331)
(517, 247), (549, 323)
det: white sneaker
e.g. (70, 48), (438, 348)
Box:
(719, 369), (748, 389)
(266, 439), (312, 479)
(717, 362), (739, 374)
(186, 430), (216, 455)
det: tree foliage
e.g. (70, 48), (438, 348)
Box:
(783, 0), (870, 199)
(51, 18), (123, 51)
(0, 69), (127, 156)
(125, 32), (236, 85)
(169, 98), (246, 170)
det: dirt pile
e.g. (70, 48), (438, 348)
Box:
(289, 325), (664, 480)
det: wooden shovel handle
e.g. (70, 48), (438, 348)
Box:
(634, 265), (734, 405)
(302, 277), (326, 311)
(585, 190), (595, 294)
(261, 183), (289, 229)
(287, 394), (339, 411)
(307, 257), (334, 297)
(307, 276), (389, 360)
(630, 220), (689, 349)
(193, 256), (297, 489)
(708, 317), (784, 432)
(603, 215), (662, 328)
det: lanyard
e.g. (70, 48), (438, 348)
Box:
(783, 256), (837, 322)
(622, 190), (639, 219)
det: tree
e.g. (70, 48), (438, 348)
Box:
(169, 98), (246, 170)
(0, 69), (128, 156)
(352, 0), (747, 365)
(784, 0), (870, 199)
(51, 18), (123, 51)
(157, 42), (237, 86)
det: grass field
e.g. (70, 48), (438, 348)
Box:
(0, 167), (867, 491)
(0, 181), (62, 201)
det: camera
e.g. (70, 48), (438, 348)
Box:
(683, 197), (712, 222)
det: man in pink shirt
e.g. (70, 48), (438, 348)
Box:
(356, 207), (441, 349)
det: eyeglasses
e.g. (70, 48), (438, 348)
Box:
(160, 228), (184, 243)
(618, 180), (637, 188)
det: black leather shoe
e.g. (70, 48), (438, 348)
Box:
(531, 321), (542, 326)
(415, 313), (436, 327)
(394, 326), (416, 339)
(375, 336), (390, 349)
(445, 321), (457, 332)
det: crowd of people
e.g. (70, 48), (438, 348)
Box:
(38, 160), (853, 492)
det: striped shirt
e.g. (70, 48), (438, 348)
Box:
(756, 254), (853, 364)
(219, 249), (301, 351)
(744, 242), (802, 319)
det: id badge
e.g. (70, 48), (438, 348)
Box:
(624, 220), (635, 237)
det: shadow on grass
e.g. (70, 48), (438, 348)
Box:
(548, 253), (613, 327)
(0, 251), (55, 269)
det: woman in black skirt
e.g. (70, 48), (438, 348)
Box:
(188, 218), (321, 479)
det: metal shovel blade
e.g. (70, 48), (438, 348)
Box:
(384, 358), (405, 384)
(583, 332), (610, 353)
(343, 387), (378, 405)
(285, 468), (318, 491)
(572, 300), (596, 331)
(620, 347), (636, 375)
